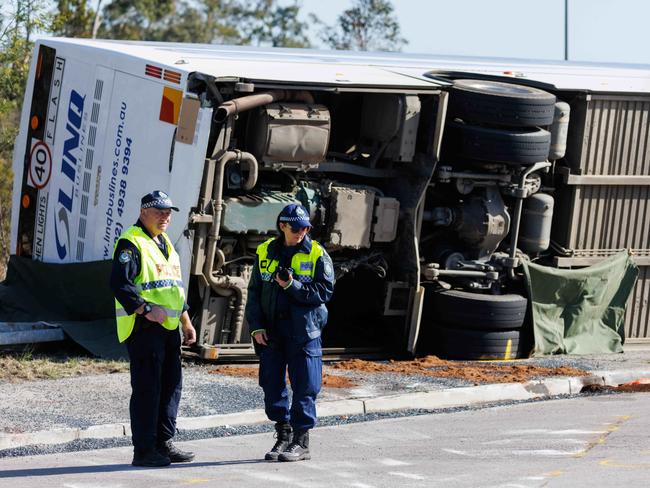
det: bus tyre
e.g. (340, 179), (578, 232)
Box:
(437, 327), (523, 360)
(448, 123), (551, 165)
(448, 79), (556, 127)
(432, 289), (528, 330)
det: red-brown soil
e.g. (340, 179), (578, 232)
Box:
(210, 355), (589, 387)
(330, 356), (588, 385)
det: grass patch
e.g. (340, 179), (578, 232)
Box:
(0, 345), (128, 383)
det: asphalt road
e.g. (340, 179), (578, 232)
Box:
(1, 393), (649, 488)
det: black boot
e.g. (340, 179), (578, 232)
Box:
(265, 422), (293, 461)
(157, 440), (195, 463)
(278, 429), (310, 462)
(132, 448), (171, 467)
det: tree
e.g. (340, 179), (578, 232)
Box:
(155, 0), (242, 45)
(51, 0), (96, 38)
(316, 0), (407, 52)
(236, 0), (310, 48)
(97, 0), (309, 47)
(0, 1), (52, 277)
(97, 0), (177, 40)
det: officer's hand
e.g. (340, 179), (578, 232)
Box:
(182, 322), (197, 346)
(253, 330), (268, 346)
(274, 272), (292, 289)
(145, 305), (167, 324)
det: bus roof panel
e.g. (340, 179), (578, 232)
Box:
(43, 38), (650, 93)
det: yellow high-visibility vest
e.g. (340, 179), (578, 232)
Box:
(114, 226), (185, 342)
(255, 238), (324, 283)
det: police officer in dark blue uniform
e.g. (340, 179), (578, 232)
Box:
(110, 191), (197, 467)
(246, 203), (335, 462)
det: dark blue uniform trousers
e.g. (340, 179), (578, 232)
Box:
(126, 324), (182, 450)
(259, 336), (322, 431)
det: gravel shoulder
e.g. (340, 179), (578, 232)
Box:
(2, 349), (650, 435)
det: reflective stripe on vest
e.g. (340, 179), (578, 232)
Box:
(114, 226), (185, 343)
(256, 238), (324, 283)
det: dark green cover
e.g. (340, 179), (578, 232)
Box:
(0, 256), (127, 359)
(522, 251), (638, 356)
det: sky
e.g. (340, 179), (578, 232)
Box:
(296, 0), (650, 65)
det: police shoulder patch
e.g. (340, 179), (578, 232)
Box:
(119, 250), (132, 264)
(323, 256), (334, 279)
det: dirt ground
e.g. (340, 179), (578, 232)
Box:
(209, 365), (358, 388)
(210, 355), (588, 387)
(584, 379), (650, 393)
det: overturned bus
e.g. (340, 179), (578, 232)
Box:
(9, 38), (649, 359)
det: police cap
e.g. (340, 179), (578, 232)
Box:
(141, 190), (179, 211)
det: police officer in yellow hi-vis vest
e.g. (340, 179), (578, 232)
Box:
(246, 203), (335, 462)
(110, 190), (196, 468)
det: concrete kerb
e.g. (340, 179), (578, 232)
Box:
(3, 371), (650, 452)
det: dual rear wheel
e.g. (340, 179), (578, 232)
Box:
(445, 79), (557, 165)
(428, 289), (529, 360)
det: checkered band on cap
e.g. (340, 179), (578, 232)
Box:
(279, 215), (306, 222)
(142, 198), (173, 209)
(278, 203), (311, 226)
(140, 190), (179, 211)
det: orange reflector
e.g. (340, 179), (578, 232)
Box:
(22, 194), (31, 208)
(31, 115), (39, 130)
(160, 86), (183, 125)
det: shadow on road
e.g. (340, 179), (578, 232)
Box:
(0, 459), (264, 478)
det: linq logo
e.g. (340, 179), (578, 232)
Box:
(54, 90), (85, 260)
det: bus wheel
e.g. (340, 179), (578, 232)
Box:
(448, 122), (551, 165)
(432, 289), (528, 330)
(436, 327), (523, 360)
(448, 79), (556, 127)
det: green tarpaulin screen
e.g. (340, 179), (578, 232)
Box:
(522, 251), (638, 356)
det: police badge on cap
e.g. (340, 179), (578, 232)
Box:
(278, 203), (312, 229)
(141, 190), (179, 211)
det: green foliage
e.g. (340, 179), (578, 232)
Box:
(97, 0), (310, 47)
(235, 0), (310, 48)
(0, 1), (52, 277)
(316, 0), (407, 52)
(97, 0), (177, 40)
(152, 0), (242, 44)
(51, 0), (96, 38)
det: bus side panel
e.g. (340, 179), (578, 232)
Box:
(42, 54), (95, 263)
(92, 71), (187, 259)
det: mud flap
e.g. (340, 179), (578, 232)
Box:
(406, 286), (425, 355)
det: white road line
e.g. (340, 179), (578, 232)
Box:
(378, 458), (411, 466)
(510, 449), (584, 456)
(387, 471), (426, 480)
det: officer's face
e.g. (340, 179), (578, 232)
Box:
(280, 223), (309, 246)
(140, 208), (172, 236)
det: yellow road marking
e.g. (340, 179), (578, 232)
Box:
(543, 470), (564, 477)
(573, 416), (632, 458)
(504, 339), (512, 360)
(600, 459), (650, 469)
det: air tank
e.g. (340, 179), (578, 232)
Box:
(519, 193), (554, 253)
(549, 102), (570, 160)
